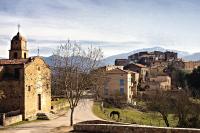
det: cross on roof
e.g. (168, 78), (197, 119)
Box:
(17, 24), (20, 32)
(37, 45), (40, 56)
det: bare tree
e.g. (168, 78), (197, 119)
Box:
(171, 90), (192, 127)
(90, 68), (107, 100)
(52, 40), (103, 126)
(146, 90), (172, 127)
(147, 89), (200, 128)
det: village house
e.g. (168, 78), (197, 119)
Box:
(144, 75), (171, 92)
(124, 63), (149, 82)
(102, 68), (139, 103)
(115, 59), (129, 66)
(100, 65), (124, 71)
(128, 51), (177, 66)
(0, 31), (51, 123)
(172, 59), (200, 72)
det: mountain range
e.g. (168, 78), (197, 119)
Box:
(0, 47), (200, 66)
(183, 53), (200, 61)
(43, 47), (200, 66)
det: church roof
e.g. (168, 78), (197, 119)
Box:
(0, 57), (41, 65)
(126, 63), (146, 68)
(106, 68), (138, 74)
(0, 59), (29, 65)
(0, 57), (49, 68)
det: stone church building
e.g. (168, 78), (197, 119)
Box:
(0, 31), (51, 120)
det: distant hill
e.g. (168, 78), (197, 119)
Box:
(43, 47), (200, 66)
(43, 55), (54, 66)
(102, 47), (190, 65)
(43, 55), (101, 67)
(183, 53), (200, 61)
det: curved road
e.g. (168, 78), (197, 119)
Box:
(1, 99), (100, 133)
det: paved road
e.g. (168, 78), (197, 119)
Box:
(1, 99), (100, 133)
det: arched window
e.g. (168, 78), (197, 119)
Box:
(14, 52), (18, 59)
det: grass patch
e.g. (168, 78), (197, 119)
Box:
(93, 102), (178, 127)
(51, 98), (68, 106)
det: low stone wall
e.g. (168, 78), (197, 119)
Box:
(4, 114), (22, 126)
(51, 101), (69, 113)
(77, 120), (130, 125)
(74, 120), (200, 133)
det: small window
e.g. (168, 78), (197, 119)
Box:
(104, 88), (108, 95)
(38, 67), (40, 71)
(120, 88), (124, 95)
(120, 79), (124, 86)
(28, 86), (31, 91)
(104, 81), (108, 87)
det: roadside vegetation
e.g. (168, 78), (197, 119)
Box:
(93, 89), (200, 128)
(51, 98), (68, 107)
(93, 101), (178, 127)
(51, 98), (70, 113)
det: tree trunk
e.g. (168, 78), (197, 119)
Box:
(70, 108), (74, 126)
(162, 114), (169, 127)
(177, 113), (187, 127)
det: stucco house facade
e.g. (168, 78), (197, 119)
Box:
(145, 75), (171, 92)
(102, 68), (139, 103)
(124, 63), (149, 82)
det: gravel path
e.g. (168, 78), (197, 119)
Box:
(1, 99), (100, 133)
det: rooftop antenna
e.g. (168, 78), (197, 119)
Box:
(17, 24), (20, 33)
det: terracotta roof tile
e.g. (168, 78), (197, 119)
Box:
(0, 59), (29, 65)
(128, 63), (146, 68)
(135, 63), (146, 68)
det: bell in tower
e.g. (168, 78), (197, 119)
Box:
(9, 25), (28, 59)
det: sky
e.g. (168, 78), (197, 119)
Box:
(0, 0), (200, 58)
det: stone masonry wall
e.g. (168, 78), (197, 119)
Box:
(74, 120), (200, 133)
(4, 114), (22, 126)
(24, 57), (51, 119)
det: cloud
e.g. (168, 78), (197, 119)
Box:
(0, 0), (200, 57)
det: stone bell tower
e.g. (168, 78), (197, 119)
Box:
(9, 25), (28, 59)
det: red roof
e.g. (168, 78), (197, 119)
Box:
(128, 63), (146, 68)
(0, 56), (46, 66)
(134, 63), (146, 68)
(106, 68), (138, 74)
(0, 59), (29, 65)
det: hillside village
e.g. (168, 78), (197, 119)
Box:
(99, 51), (200, 104)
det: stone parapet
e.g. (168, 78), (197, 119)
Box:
(74, 120), (200, 133)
